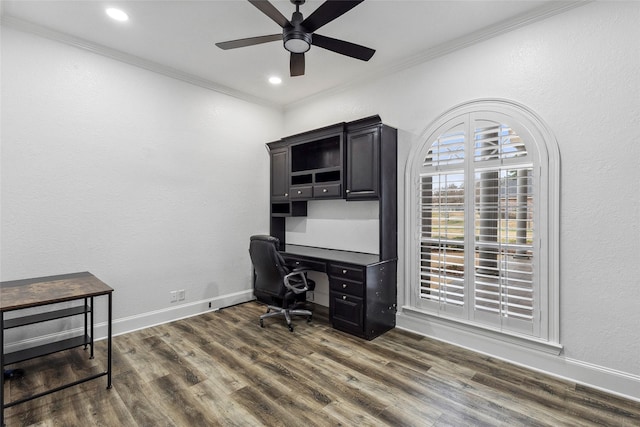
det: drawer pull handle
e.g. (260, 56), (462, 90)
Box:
(342, 284), (347, 288)
(346, 189), (350, 193)
(295, 261), (300, 265)
(284, 193), (288, 197)
(297, 190), (302, 194)
(322, 188), (328, 193)
(342, 269), (347, 274)
(342, 295), (347, 300)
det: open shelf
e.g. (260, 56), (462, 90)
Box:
(291, 174), (313, 185)
(291, 136), (341, 172)
(3, 305), (90, 329)
(271, 202), (291, 216)
(316, 170), (341, 183)
(4, 334), (91, 365)
(271, 201), (308, 217)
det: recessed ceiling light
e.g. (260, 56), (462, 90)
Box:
(106, 8), (129, 22)
(268, 76), (282, 85)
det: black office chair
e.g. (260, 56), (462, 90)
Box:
(249, 235), (315, 332)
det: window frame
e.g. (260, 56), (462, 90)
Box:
(404, 99), (561, 349)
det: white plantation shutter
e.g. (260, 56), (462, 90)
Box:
(419, 172), (465, 312)
(473, 166), (535, 332)
(474, 124), (527, 162)
(424, 130), (465, 167)
(419, 127), (466, 315)
(416, 110), (543, 337)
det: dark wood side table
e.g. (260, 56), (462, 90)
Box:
(1, 272), (113, 426)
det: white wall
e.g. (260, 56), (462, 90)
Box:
(1, 27), (281, 336)
(286, 200), (379, 253)
(283, 2), (640, 400)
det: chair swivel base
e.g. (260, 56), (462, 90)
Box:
(259, 305), (312, 332)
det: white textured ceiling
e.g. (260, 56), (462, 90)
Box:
(1, 0), (580, 108)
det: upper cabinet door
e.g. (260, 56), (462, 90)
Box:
(270, 147), (289, 201)
(346, 126), (380, 200)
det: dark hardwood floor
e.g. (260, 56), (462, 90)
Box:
(3, 301), (639, 426)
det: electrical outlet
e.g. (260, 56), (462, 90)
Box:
(170, 291), (178, 303)
(178, 289), (185, 301)
(208, 302), (212, 308)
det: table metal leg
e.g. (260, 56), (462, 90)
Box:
(107, 292), (112, 389)
(1, 313), (5, 427)
(89, 297), (95, 359)
(84, 297), (89, 350)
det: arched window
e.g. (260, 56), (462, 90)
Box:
(407, 100), (559, 344)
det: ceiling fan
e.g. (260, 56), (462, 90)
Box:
(215, 0), (375, 77)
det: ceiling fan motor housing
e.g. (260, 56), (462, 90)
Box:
(283, 10), (311, 53)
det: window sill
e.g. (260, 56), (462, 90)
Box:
(399, 305), (563, 356)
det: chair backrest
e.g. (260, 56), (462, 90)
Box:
(249, 235), (288, 298)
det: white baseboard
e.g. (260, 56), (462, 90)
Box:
(396, 311), (640, 402)
(3, 290), (254, 354)
(109, 289), (254, 338)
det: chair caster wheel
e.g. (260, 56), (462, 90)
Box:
(259, 319), (264, 328)
(307, 316), (312, 323)
(288, 325), (294, 332)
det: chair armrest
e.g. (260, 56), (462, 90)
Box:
(284, 269), (312, 294)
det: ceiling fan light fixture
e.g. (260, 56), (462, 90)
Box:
(284, 38), (310, 53)
(283, 29), (311, 53)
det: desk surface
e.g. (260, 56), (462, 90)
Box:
(283, 244), (382, 266)
(1, 272), (113, 312)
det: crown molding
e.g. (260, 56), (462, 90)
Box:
(0, 15), (282, 111)
(285, 1), (589, 111)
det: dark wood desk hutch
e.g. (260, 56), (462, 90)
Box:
(267, 115), (397, 340)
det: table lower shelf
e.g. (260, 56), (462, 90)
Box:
(3, 334), (91, 366)
(3, 306), (90, 329)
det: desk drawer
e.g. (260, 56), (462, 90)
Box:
(328, 263), (365, 282)
(313, 183), (341, 198)
(331, 293), (364, 335)
(281, 255), (327, 273)
(330, 277), (364, 298)
(290, 185), (312, 199)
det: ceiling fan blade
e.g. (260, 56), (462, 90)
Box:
(312, 33), (375, 61)
(248, 0), (290, 28)
(301, 0), (363, 33)
(216, 34), (282, 50)
(290, 53), (305, 76)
